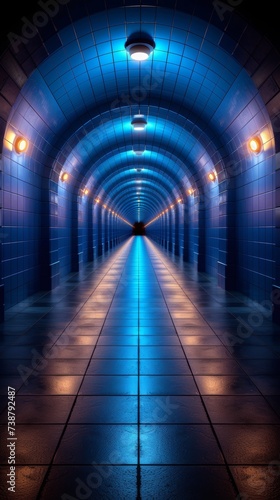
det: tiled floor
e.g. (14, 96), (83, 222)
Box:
(0, 236), (280, 499)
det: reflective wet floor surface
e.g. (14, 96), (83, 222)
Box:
(0, 236), (280, 499)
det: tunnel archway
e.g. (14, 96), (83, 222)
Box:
(0, 0), (279, 316)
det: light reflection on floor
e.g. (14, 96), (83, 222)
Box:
(0, 236), (280, 499)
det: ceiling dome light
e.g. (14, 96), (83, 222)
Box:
(248, 136), (262, 154)
(125, 39), (155, 61)
(133, 149), (145, 155)
(14, 136), (28, 153)
(131, 115), (147, 131)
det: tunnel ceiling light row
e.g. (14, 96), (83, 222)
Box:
(94, 198), (133, 227)
(145, 198), (183, 227)
(59, 176), (132, 225)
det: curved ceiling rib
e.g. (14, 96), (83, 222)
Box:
(2, 1), (276, 226)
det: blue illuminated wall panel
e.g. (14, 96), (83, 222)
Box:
(57, 182), (72, 279)
(205, 185), (220, 278)
(2, 155), (42, 309)
(235, 155), (275, 303)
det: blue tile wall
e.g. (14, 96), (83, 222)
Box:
(2, 153), (42, 310)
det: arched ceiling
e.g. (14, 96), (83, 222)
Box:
(1, 0), (279, 225)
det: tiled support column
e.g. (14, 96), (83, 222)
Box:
(87, 199), (93, 261)
(178, 202), (184, 257)
(197, 199), (206, 272)
(174, 205), (180, 256)
(273, 152), (280, 323)
(112, 213), (117, 247)
(218, 179), (236, 290)
(168, 210), (173, 252)
(164, 212), (168, 249)
(0, 159), (3, 319)
(0, 283), (4, 322)
(97, 207), (103, 255)
(71, 194), (80, 272)
(108, 212), (113, 248)
(104, 210), (109, 251)
(48, 179), (60, 289)
(0, 160), (3, 320)
(92, 201), (99, 259)
(115, 216), (119, 243)
(183, 201), (190, 262)
(160, 216), (164, 246)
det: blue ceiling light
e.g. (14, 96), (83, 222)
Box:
(133, 148), (145, 155)
(131, 114), (147, 131)
(125, 36), (155, 61)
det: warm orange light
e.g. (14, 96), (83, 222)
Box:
(14, 136), (28, 153)
(188, 188), (194, 195)
(248, 136), (262, 154)
(208, 171), (216, 182)
(61, 172), (69, 182)
(95, 198), (100, 203)
(177, 198), (182, 203)
(83, 188), (89, 195)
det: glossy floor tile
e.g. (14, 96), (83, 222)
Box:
(0, 236), (280, 499)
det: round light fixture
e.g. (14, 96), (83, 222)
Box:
(125, 39), (155, 61)
(133, 149), (145, 155)
(61, 172), (69, 182)
(131, 115), (147, 131)
(208, 171), (216, 182)
(14, 136), (28, 154)
(248, 136), (262, 154)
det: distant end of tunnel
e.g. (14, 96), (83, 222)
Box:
(133, 222), (146, 236)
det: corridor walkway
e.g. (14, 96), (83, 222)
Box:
(0, 236), (280, 499)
